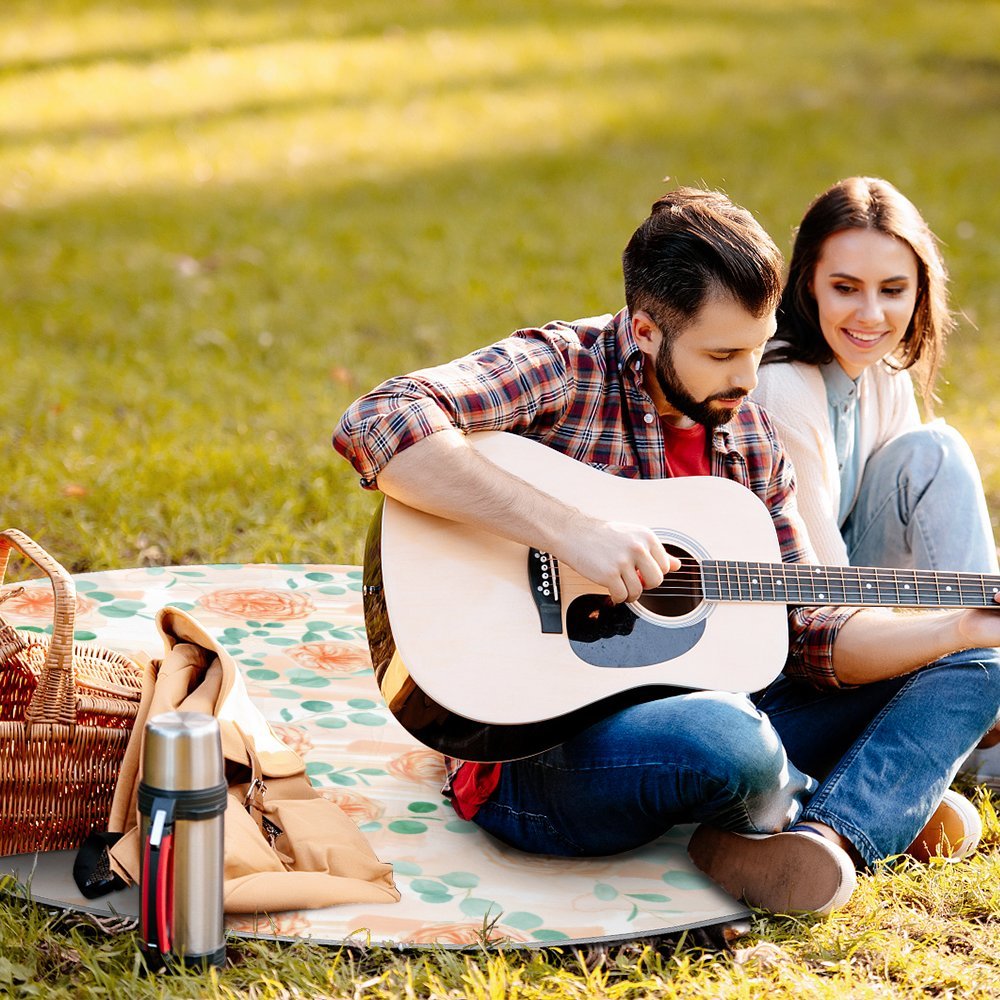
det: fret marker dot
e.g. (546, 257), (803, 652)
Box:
(819, 593), (825, 599)
(904, 584), (910, 589)
(946, 586), (953, 591)
(865, 583), (872, 589)
(751, 578), (758, 584)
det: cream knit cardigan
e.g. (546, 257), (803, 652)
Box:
(752, 359), (921, 566)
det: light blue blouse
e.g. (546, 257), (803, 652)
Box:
(820, 360), (864, 526)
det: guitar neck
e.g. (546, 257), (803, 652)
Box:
(702, 561), (1000, 609)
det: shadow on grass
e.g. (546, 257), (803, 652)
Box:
(5, 141), (1000, 570)
(1, 0), (816, 78)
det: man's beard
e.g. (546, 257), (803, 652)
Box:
(654, 339), (748, 429)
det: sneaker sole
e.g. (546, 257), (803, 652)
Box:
(688, 827), (857, 915)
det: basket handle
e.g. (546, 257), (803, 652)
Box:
(0, 528), (78, 727)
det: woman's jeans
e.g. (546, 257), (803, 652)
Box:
(841, 422), (1000, 782)
(841, 423), (998, 574)
(756, 648), (1000, 865)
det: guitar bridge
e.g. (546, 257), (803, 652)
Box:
(528, 549), (563, 633)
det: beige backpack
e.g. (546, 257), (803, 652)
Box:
(101, 606), (399, 914)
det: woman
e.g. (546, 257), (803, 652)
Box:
(753, 176), (1000, 844)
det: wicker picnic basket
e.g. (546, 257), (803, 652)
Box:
(0, 528), (144, 856)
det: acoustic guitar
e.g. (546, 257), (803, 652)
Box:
(362, 431), (1000, 762)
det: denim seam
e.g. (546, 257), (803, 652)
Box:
(847, 485), (914, 564)
(479, 801), (584, 855)
(519, 759), (760, 834)
(799, 672), (922, 866)
(755, 689), (837, 722)
(909, 502), (938, 568)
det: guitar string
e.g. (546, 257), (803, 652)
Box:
(556, 584), (999, 601)
(554, 582), (999, 606)
(645, 571), (1000, 599)
(553, 565), (1000, 605)
(545, 560), (1000, 586)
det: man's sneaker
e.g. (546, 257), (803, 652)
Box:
(906, 789), (982, 862)
(687, 826), (857, 915)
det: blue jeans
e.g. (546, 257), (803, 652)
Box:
(841, 423), (1000, 783)
(756, 647), (1000, 865)
(842, 423), (999, 574)
(474, 650), (1000, 867)
(472, 691), (816, 857)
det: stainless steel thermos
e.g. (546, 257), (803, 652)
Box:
(139, 711), (227, 970)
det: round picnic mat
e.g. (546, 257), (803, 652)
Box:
(0, 564), (747, 948)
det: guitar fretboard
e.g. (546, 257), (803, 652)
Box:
(701, 561), (1000, 609)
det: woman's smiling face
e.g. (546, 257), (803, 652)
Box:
(811, 228), (919, 379)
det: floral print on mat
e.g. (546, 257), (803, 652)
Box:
(0, 563), (748, 948)
(0, 588), (97, 622)
(287, 642), (372, 674)
(388, 749), (449, 787)
(198, 587), (315, 621)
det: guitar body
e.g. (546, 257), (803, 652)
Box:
(363, 431), (789, 761)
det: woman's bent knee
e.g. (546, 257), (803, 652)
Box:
(876, 422), (978, 486)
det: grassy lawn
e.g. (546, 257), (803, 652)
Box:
(3, 0), (1000, 995)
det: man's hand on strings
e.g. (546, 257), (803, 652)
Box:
(556, 517), (680, 604)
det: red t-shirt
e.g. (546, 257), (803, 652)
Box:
(448, 421), (711, 820)
(660, 419), (710, 477)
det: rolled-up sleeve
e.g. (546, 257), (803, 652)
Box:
(785, 605), (858, 687)
(333, 390), (458, 488)
(332, 332), (573, 488)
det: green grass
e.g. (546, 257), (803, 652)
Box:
(3, 0), (1000, 995)
(4, 0), (1000, 572)
(3, 792), (1000, 997)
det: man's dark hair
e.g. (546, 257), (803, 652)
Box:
(622, 187), (783, 340)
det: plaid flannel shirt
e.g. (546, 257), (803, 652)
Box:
(333, 309), (859, 799)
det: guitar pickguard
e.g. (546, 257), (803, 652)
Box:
(566, 593), (706, 667)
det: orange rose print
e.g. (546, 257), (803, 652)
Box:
(270, 724), (313, 756)
(198, 588), (315, 621)
(288, 642), (371, 674)
(0, 587), (95, 621)
(388, 749), (447, 786)
(319, 789), (384, 823)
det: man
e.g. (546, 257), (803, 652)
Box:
(333, 188), (1000, 915)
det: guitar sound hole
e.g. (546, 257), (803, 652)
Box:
(636, 543), (703, 618)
